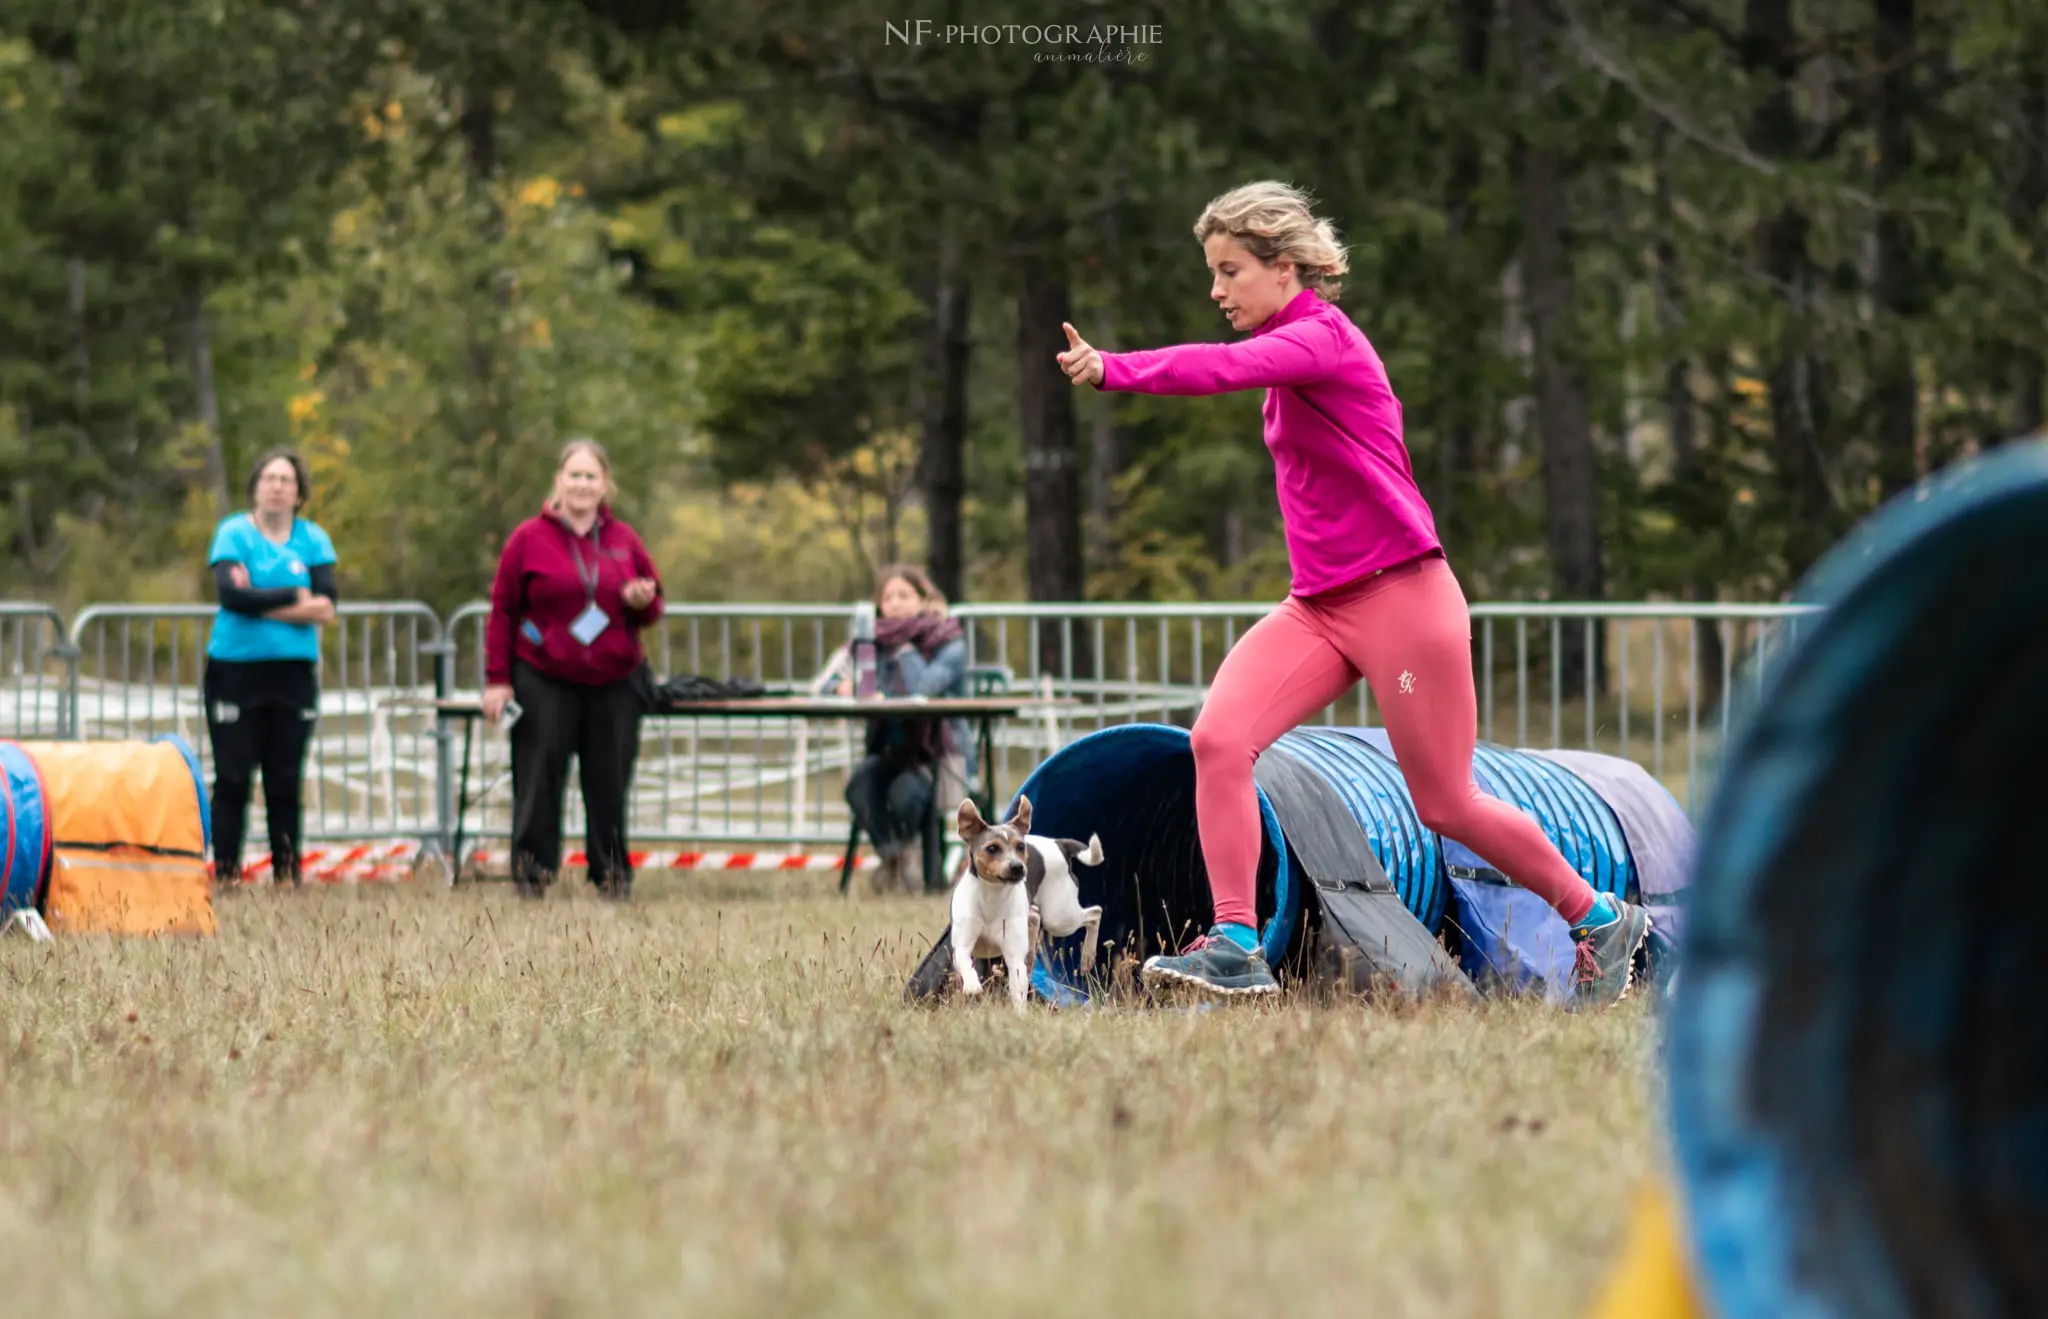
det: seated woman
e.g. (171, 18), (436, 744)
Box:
(838, 565), (970, 894)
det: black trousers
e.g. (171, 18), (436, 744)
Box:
(844, 755), (934, 858)
(205, 660), (318, 881)
(510, 661), (643, 889)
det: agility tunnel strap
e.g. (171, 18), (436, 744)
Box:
(1252, 742), (1472, 999)
(47, 840), (206, 860)
(904, 928), (958, 1004)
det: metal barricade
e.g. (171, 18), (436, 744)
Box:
(68, 602), (449, 849)
(443, 601), (862, 848)
(948, 600), (1822, 816)
(44, 596), (1819, 862)
(0, 603), (76, 739)
(433, 597), (1818, 850)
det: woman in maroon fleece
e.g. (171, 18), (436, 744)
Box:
(483, 439), (664, 900)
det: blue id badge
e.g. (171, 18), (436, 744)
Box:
(569, 603), (611, 646)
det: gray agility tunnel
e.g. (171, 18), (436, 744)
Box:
(1666, 437), (2048, 1318)
(906, 703), (1695, 1005)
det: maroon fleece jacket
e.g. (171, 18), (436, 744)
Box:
(485, 504), (665, 686)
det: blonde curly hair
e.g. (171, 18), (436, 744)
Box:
(1193, 181), (1350, 301)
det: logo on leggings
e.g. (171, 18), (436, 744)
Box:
(213, 700), (240, 724)
(1397, 670), (1416, 694)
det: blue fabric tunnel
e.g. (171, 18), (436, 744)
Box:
(1670, 438), (2048, 1319)
(1008, 724), (1297, 982)
(996, 722), (1690, 1001)
(0, 742), (51, 914)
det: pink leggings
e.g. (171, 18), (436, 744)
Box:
(1194, 554), (1599, 929)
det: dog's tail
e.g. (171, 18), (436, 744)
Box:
(1078, 833), (1105, 867)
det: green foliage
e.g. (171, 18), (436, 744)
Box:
(208, 72), (694, 611)
(0, 0), (2043, 615)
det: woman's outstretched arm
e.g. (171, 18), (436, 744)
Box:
(1060, 319), (1340, 397)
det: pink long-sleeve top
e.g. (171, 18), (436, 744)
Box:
(1096, 287), (1442, 596)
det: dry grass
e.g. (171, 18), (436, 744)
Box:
(0, 874), (1660, 1318)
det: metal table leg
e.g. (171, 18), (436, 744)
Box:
(452, 713), (476, 883)
(980, 714), (1000, 807)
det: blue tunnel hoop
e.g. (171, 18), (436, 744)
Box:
(1670, 438), (2048, 1319)
(1011, 724), (1299, 970)
(0, 742), (51, 913)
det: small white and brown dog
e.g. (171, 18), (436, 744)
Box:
(951, 795), (1105, 1010)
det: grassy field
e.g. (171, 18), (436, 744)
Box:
(0, 874), (1661, 1318)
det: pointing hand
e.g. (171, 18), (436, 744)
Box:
(1056, 322), (1104, 387)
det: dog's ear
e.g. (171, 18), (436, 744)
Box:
(956, 796), (988, 840)
(1009, 794), (1032, 835)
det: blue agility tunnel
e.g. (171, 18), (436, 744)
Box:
(903, 717), (1695, 1002)
(1323, 727), (1691, 1001)
(1007, 723), (1297, 971)
(1668, 438), (2048, 1319)
(0, 734), (211, 925)
(0, 741), (52, 914)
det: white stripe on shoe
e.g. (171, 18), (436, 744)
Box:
(1139, 963), (1280, 997)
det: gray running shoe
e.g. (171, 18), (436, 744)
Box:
(1140, 926), (1280, 998)
(1569, 897), (1652, 1011)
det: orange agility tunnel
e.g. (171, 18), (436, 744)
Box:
(0, 736), (214, 936)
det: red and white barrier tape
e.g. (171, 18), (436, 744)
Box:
(231, 840), (886, 883)
(233, 841), (420, 885)
(462, 848), (883, 873)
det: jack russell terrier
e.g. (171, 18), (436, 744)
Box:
(951, 795), (1106, 1010)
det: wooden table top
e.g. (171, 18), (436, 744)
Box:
(391, 693), (1078, 718)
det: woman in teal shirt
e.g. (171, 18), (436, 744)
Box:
(205, 449), (337, 887)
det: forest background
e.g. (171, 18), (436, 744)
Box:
(2, 0), (2042, 691)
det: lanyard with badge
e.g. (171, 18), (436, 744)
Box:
(565, 525), (611, 646)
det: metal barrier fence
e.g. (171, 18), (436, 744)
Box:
(0, 603), (74, 739)
(66, 602), (451, 851)
(948, 601), (1822, 818)
(0, 597), (1821, 859)
(444, 602), (888, 850)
